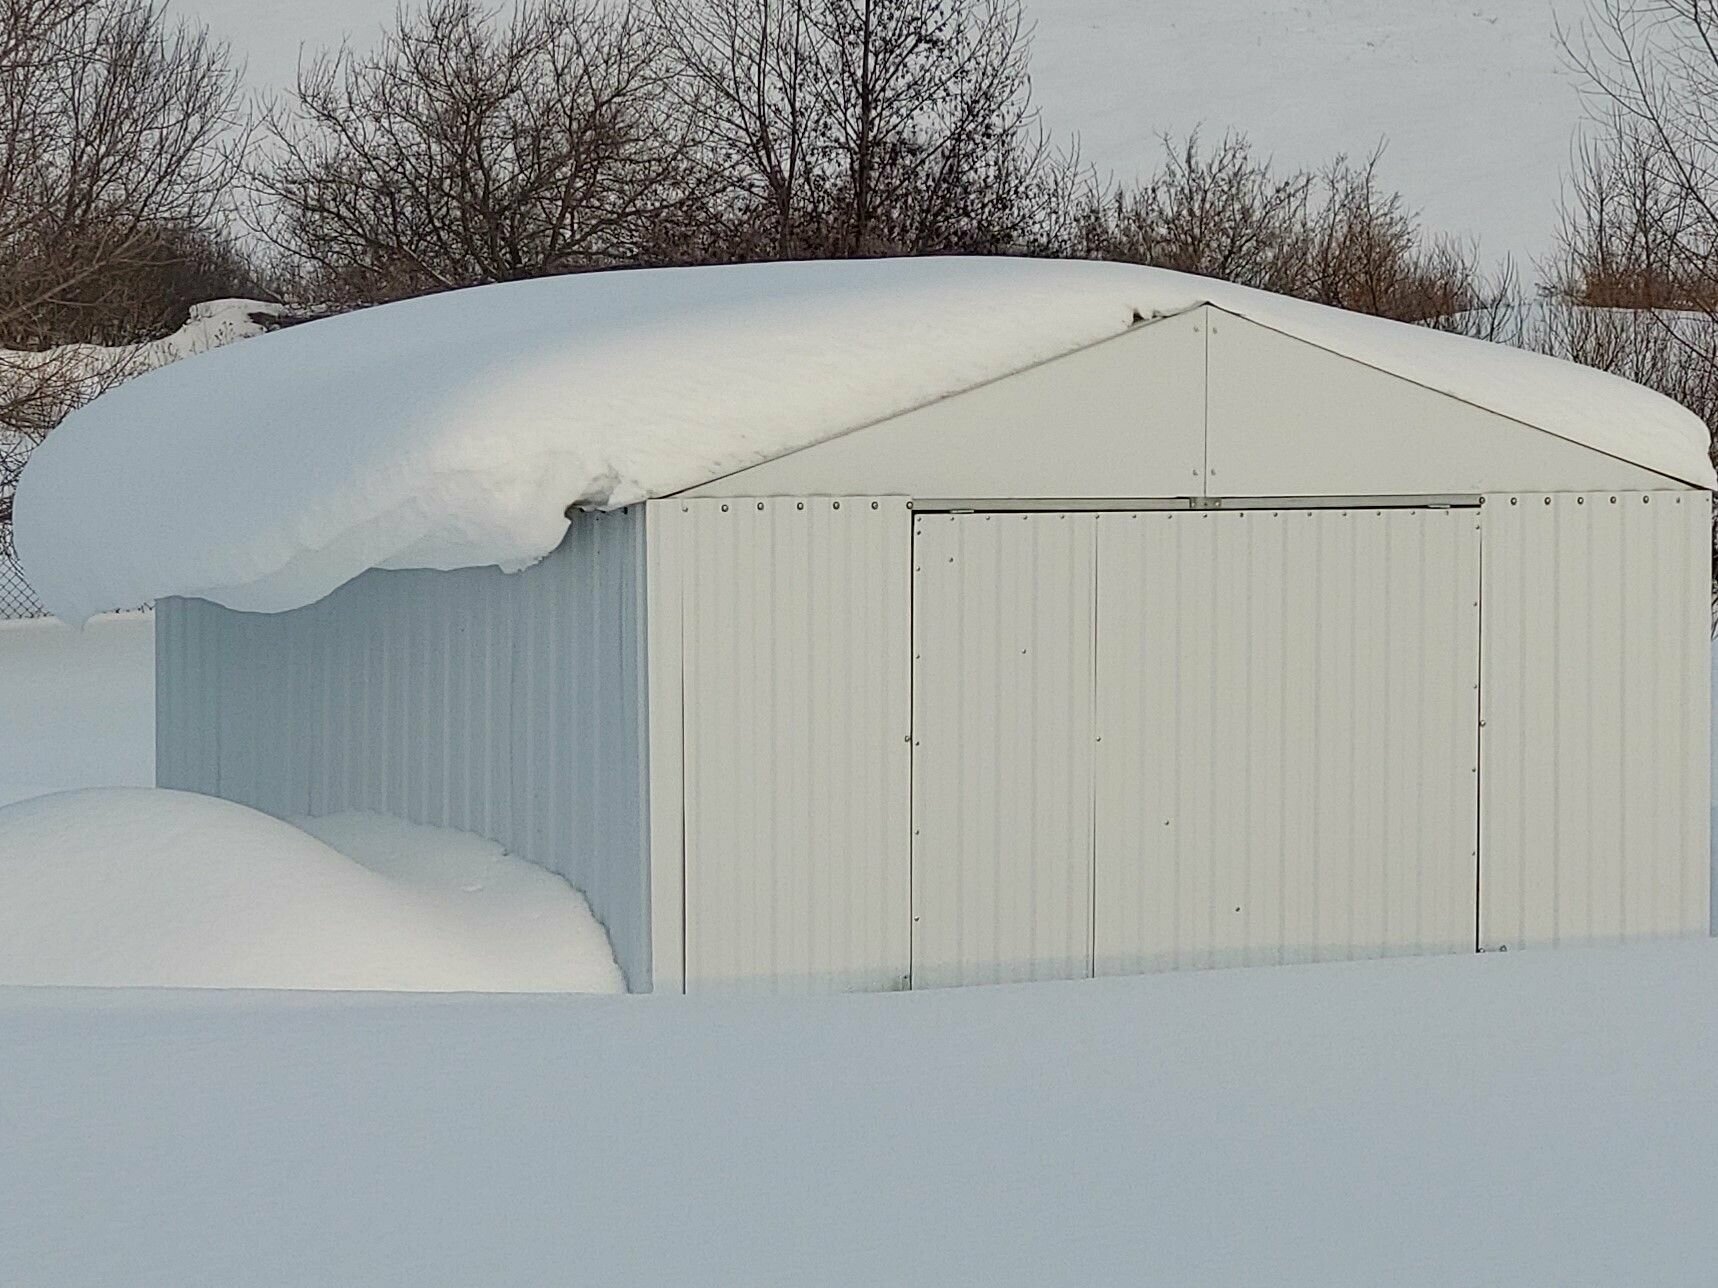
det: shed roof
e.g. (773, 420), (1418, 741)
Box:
(15, 257), (1714, 622)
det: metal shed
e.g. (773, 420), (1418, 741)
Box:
(146, 280), (1713, 994)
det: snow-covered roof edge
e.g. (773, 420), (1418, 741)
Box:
(14, 258), (1713, 624)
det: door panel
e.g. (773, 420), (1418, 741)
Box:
(680, 498), (913, 993)
(1094, 508), (1481, 973)
(910, 513), (1097, 987)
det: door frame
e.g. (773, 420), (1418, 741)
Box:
(905, 496), (1486, 986)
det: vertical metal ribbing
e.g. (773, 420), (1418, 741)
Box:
(1094, 507), (1480, 975)
(1479, 491), (1709, 950)
(911, 512), (1097, 988)
(679, 497), (912, 994)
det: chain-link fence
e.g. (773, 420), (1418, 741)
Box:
(0, 553), (46, 619)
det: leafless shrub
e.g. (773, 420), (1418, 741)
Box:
(1556, 0), (1718, 316)
(1550, 0), (1718, 573)
(1077, 133), (1514, 323)
(251, 0), (706, 304)
(650, 0), (1068, 260)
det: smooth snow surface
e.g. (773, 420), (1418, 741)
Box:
(5, 940), (1718, 1285)
(0, 612), (153, 807)
(17, 258), (1712, 623)
(0, 789), (623, 992)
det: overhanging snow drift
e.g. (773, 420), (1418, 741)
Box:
(15, 257), (1713, 622)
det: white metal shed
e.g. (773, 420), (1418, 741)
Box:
(19, 259), (1713, 993)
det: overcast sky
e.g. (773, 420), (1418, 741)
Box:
(186, 0), (1588, 274)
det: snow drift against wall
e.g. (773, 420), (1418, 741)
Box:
(15, 258), (1713, 623)
(0, 789), (624, 992)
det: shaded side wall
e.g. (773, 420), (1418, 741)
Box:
(156, 509), (653, 989)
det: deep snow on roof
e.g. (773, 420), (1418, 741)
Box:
(15, 257), (1713, 622)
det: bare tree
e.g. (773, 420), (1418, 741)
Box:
(0, 0), (245, 346)
(650, 0), (1066, 260)
(251, 0), (705, 303)
(1557, 0), (1718, 316)
(1551, 0), (1718, 545)
(1076, 133), (1512, 325)
(0, 0), (246, 551)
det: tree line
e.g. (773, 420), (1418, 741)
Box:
(2, 0), (1714, 549)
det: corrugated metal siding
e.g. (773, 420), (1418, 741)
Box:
(642, 501), (687, 992)
(911, 513), (1098, 988)
(1094, 509), (1481, 973)
(1480, 491), (1711, 948)
(676, 497), (913, 993)
(155, 596), (221, 795)
(155, 511), (655, 989)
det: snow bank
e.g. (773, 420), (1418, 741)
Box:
(0, 611), (153, 807)
(0, 298), (286, 375)
(291, 811), (626, 993)
(0, 788), (623, 992)
(5, 940), (1718, 1285)
(16, 258), (1713, 623)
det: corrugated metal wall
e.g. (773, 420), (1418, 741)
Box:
(156, 511), (655, 989)
(1480, 491), (1711, 949)
(1094, 508), (1482, 973)
(910, 513), (1098, 987)
(674, 497), (914, 993)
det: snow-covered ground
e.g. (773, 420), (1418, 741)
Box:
(5, 939), (1718, 1285)
(0, 789), (623, 992)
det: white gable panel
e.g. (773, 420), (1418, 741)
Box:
(682, 317), (1207, 500)
(1207, 313), (1678, 496)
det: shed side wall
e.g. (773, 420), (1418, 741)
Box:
(155, 510), (654, 989)
(1480, 490), (1711, 948)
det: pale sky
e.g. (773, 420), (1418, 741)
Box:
(186, 0), (1589, 274)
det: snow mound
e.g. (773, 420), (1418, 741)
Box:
(0, 788), (624, 992)
(0, 298), (286, 399)
(15, 258), (1713, 623)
